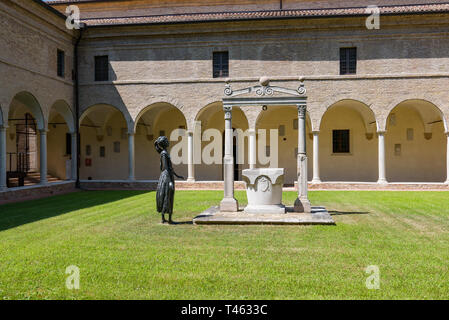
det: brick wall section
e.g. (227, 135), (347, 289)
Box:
(0, 182), (77, 205)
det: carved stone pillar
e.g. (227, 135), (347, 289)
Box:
(70, 132), (77, 181)
(312, 131), (321, 184)
(248, 128), (256, 169)
(294, 104), (312, 213)
(377, 131), (388, 184)
(220, 105), (239, 212)
(187, 130), (195, 182)
(128, 133), (135, 181)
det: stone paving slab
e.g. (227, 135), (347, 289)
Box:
(193, 206), (335, 225)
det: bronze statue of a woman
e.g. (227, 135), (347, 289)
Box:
(154, 136), (184, 224)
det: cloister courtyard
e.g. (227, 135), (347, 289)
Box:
(0, 190), (447, 300)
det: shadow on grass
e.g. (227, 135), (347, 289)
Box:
(329, 211), (370, 216)
(0, 190), (152, 232)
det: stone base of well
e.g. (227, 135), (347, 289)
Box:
(193, 206), (335, 225)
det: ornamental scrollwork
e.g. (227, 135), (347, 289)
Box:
(224, 83), (233, 96)
(255, 86), (274, 96)
(297, 82), (307, 96)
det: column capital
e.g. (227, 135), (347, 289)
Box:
(445, 131), (449, 137)
(311, 130), (320, 135)
(297, 104), (307, 119)
(223, 105), (232, 120)
(39, 128), (49, 134)
(377, 130), (387, 135)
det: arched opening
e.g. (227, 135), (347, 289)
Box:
(319, 100), (377, 182)
(386, 100), (446, 182)
(79, 104), (129, 180)
(195, 102), (249, 181)
(256, 106), (312, 185)
(6, 92), (45, 187)
(48, 100), (75, 181)
(134, 103), (187, 180)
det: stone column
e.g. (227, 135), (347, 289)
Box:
(220, 105), (238, 212)
(445, 132), (449, 185)
(0, 127), (7, 191)
(377, 131), (388, 184)
(294, 104), (312, 213)
(39, 129), (48, 184)
(248, 128), (256, 169)
(128, 133), (135, 181)
(187, 130), (195, 182)
(70, 132), (77, 181)
(312, 131), (321, 184)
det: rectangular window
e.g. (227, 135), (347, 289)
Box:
(213, 51), (229, 78)
(340, 48), (357, 75)
(66, 133), (72, 155)
(57, 49), (65, 78)
(95, 55), (109, 81)
(333, 130), (350, 153)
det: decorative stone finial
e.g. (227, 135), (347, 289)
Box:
(259, 76), (270, 87)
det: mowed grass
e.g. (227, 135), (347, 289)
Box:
(0, 190), (448, 300)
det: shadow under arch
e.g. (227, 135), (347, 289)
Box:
(49, 100), (75, 133)
(255, 105), (313, 184)
(80, 103), (134, 134)
(195, 101), (249, 128)
(319, 98), (378, 182)
(134, 102), (188, 181)
(134, 102), (187, 136)
(195, 101), (249, 181)
(319, 99), (377, 133)
(385, 99), (447, 133)
(385, 99), (447, 183)
(79, 103), (131, 180)
(9, 91), (45, 130)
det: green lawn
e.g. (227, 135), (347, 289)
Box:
(0, 190), (448, 300)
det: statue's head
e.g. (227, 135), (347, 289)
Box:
(154, 136), (169, 153)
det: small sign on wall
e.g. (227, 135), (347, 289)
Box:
(394, 144), (401, 156)
(114, 141), (120, 153)
(85, 158), (92, 167)
(406, 128), (414, 141)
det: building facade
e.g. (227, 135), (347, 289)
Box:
(1, 0), (449, 196)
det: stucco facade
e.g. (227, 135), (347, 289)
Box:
(1, 0), (449, 193)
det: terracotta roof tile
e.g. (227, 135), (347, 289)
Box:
(49, 2), (449, 26)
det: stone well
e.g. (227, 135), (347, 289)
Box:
(242, 168), (286, 214)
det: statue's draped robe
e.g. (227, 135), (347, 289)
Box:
(156, 150), (175, 214)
